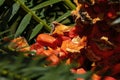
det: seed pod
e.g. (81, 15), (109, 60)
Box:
(36, 34), (57, 48)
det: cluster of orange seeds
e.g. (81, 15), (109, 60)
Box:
(30, 22), (87, 65)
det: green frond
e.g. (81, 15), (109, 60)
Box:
(0, 0), (75, 40)
(0, 51), (92, 80)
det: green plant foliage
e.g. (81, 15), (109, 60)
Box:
(10, 16), (21, 34)
(0, 0), (75, 40)
(14, 13), (32, 37)
(0, 50), (93, 80)
(0, 0), (5, 6)
(0, 29), (11, 36)
(29, 23), (43, 40)
(55, 10), (71, 22)
(8, 2), (20, 21)
(31, 0), (62, 10)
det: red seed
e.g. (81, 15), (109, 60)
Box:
(36, 34), (57, 48)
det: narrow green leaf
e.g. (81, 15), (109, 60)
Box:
(63, 0), (76, 10)
(14, 0), (51, 32)
(0, 0), (5, 7)
(20, 67), (46, 72)
(55, 11), (71, 22)
(29, 24), (43, 40)
(0, 29), (11, 35)
(21, 0), (25, 3)
(10, 16), (21, 34)
(31, 0), (62, 10)
(9, 3), (20, 21)
(14, 13), (32, 37)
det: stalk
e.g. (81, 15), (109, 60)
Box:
(14, 0), (51, 32)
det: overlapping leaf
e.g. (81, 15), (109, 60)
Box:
(14, 13), (32, 37)
(0, 0), (5, 6)
(29, 23), (43, 40)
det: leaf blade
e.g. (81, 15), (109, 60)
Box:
(55, 11), (71, 22)
(29, 24), (43, 40)
(14, 13), (32, 37)
(0, 0), (5, 7)
(31, 0), (62, 10)
(9, 3), (20, 21)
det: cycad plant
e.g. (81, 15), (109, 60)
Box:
(0, 0), (120, 80)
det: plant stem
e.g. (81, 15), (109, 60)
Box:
(64, 0), (76, 10)
(14, 0), (51, 32)
(0, 29), (11, 35)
